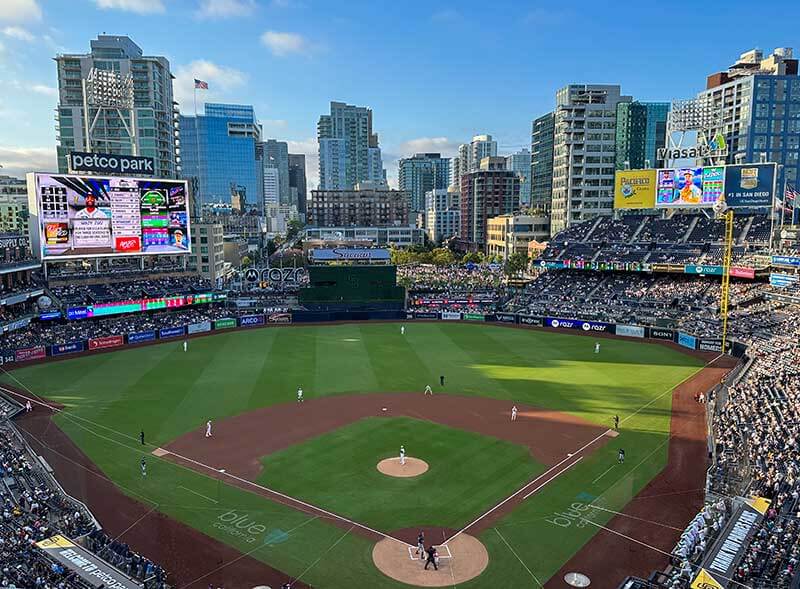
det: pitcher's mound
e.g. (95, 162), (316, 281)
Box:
(377, 457), (429, 478)
(372, 534), (488, 587)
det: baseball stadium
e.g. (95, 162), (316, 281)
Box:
(2, 175), (799, 589)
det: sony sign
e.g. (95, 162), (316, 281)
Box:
(69, 151), (155, 175)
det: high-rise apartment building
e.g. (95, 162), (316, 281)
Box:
(424, 187), (460, 243)
(459, 157), (520, 250)
(615, 102), (669, 170)
(697, 48), (800, 197)
(398, 153), (451, 218)
(262, 139), (290, 204)
(317, 101), (386, 189)
(0, 176), (29, 235)
(550, 84), (631, 235)
(180, 103), (262, 207)
(288, 154), (308, 215)
(530, 113), (555, 213)
(453, 134), (498, 187)
(505, 149), (532, 207)
(55, 35), (179, 178)
(308, 183), (409, 227)
(263, 168), (280, 207)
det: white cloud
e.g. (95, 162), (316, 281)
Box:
(2, 26), (34, 41)
(396, 137), (460, 158)
(261, 119), (288, 130)
(92, 0), (165, 14)
(173, 59), (247, 113)
(0, 146), (56, 177)
(0, 0), (42, 23)
(287, 137), (318, 189)
(260, 30), (309, 56)
(196, 0), (255, 18)
(30, 84), (57, 96)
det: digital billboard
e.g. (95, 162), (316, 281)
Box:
(656, 166), (724, 208)
(614, 170), (657, 209)
(722, 163), (776, 208)
(27, 173), (191, 259)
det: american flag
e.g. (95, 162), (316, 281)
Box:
(786, 183), (798, 210)
(194, 79), (208, 90)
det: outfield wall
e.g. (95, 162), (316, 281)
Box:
(0, 309), (744, 370)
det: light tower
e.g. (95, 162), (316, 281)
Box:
(81, 67), (136, 155)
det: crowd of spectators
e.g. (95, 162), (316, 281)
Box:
(403, 264), (508, 312)
(86, 529), (167, 587)
(50, 276), (213, 306)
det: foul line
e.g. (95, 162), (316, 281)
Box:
(585, 504), (684, 531)
(523, 456), (583, 500)
(493, 528), (543, 588)
(178, 485), (218, 504)
(591, 463), (616, 485)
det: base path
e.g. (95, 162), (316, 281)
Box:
(372, 533), (489, 587)
(544, 356), (736, 589)
(378, 457), (429, 478)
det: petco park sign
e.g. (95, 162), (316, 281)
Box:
(69, 151), (155, 175)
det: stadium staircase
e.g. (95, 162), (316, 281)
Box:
(581, 217), (604, 242)
(737, 216), (755, 245)
(679, 215), (699, 243)
(628, 217), (648, 242)
(0, 390), (23, 420)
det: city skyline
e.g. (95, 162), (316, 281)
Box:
(1, 0), (799, 187)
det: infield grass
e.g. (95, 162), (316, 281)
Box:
(1, 322), (705, 588)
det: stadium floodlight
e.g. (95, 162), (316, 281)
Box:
(85, 68), (134, 109)
(668, 97), (722, 132)
(81, 67), (137, 155)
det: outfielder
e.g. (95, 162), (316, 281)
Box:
(183, 340), (188, 352)
(205, 420), (213, 438)
(401, 325), (405, 336)
(400, 445), (406, 466)
(297, 387), (304, 403)
(424, 385), (433, 396)
(511, 405), (518, 421)
(594, 342), (600, 354)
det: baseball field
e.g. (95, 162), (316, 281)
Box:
(1, 322), (724, 588)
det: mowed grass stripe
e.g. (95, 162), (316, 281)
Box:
(314, 325), (381, 394)
(360, 323), (436, 392)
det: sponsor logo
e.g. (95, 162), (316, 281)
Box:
(69, 151), (155, 174)
(414, 312), (438, 320)
(214, 510), (267, 545)
(518, 315), (542, 326)
(67, 307), (90, 320)
(188, 321), (212, 335)
(616, 324), (645, 338)
(546, 501), (603, 529)
(15, 346), (46, 362)
(114, 236), (141, 252)
(240, 315), (265, 327)
(159, 326), (185, 339)
(678, 332), (697, 350)
(89, 335), (124, 350)
(127, 331), (156, 343)
(267, 313), (292, 324)
(244, 268), (259, 283)
(495, 313), (517, 323)
(551, 319), (561, 328)
(214, 318), (237, 329)
(51, 342), (84, 356)
(441, 311), (461, 320)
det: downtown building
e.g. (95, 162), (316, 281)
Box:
(505, 148), (532, 207)
(307, 182), (409, 228)
(615, 102), (669, 170)
(398, 153), (451, 220)
(549, 84), (631, 235)
(459, 157), (520, 251)
(425, 187), (460, 243)
(262, 139), (290, 205)
(55, 35), (179, 178)
(317, 101), (386, 189)
(179, 103), (263, 208)
(696, 48), (800, 201)
(530, 113), (555, 215)
(453, 134), (498, 187)
(288, 154), (308, 215)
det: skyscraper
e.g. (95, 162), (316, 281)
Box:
(550, 84), (631, 235)
(615, 102), (669, 170)
(179, 103), (262, 207)
(55, 35), (180, 178)
(453, 134), (498, 187)
(398, 153), (451, 217)
(460, 157), (520, 250)
(317, 101), (386, 189)
(530, 113), (555, 214)
(263, 168), (280, 207)
(288, 154), (308, 214)
(505, 149), (532, 207)
(262, 139), (290, 204)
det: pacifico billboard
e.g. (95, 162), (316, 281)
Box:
(614, 170), (657, 209)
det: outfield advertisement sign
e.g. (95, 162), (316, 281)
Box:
(187, 321), (212, 335)
(441, 311), (461, 320)
(615, 324), (645, 338)
(16, 346), (46, 362)
(494, 313), (518, 323)
(462, 313), (485, 321)
(88, 335), (124, 350)
(772, 255), (800, 267)
(699, 338), (725, 352)
(239, 314), (265, 327)
(50, 341), (84, 356)
(214, 318), (237, 329)
(685, 265), (724, 276)
(649, 328), (675, 341)
(127, 330), (156, 344)
(730, 267), (756, 279)
(159, 326), (185, 339)
(267, 313), (292, 324)
(518, 315), (543, 326)
(413, 311), (439, 320)
(678, 332), (697, 349)
(546, 318), (611, 333)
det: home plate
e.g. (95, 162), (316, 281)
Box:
(152, 448), (169, 457)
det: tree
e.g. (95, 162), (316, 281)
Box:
(266, 240), (278, 257)
(431, 248), (455, 266)
(462, 251), (484, 264)
(286, 218), (304, 241)
(241, 255), (252, 268)
(504, 252), (529, 277)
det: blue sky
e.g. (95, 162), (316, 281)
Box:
(1, 0), (799, 186)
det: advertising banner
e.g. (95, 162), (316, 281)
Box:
(267, 313), (292, 324)
(535, 260), (564, 270)
(730, 267), (755, 279)
(0, 351), (15, 366)
(772, 255), (800, 267)
(649, 328), (675, 341)
(214, 318), (237, 330)
(494, 313), (519, 324)
(159, 326), (185, 339)
(678, 332), (697, 349)
(723, 163), (776, 208)
(36, 534), (141, 589)
(2, 317), (32, 334)
(770, 273), (799, 288)
(39, 311), (61, 321)
(462, 313), (485, 321)
(699, 338), (724, 352)
(441, 311), (461, 320)
(29, 172), (191, 260)
(413, 311), (439, 320)
(615, 324), (645, 338)
(15, 346), (46, 362)
(239, 314), (266, 327)
(546, 317), (611, 333)
(614, 170), (657, 209)
(127, 330), (156, 344)
(50, 341), (84, 356)
(67, 307), (90, 320)
(656, 166), (724, 208)
(518, 315), (543, 327)
(88, 335), (124, 350)
(187, 321), (212, 335)
(310, 248), (390, 261)
(685, 265), (724, 276)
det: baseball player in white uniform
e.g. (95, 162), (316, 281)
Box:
(183, 340), (188, 352)
(400, 445), (406, 465)
(511, 405), (518, 421)
(424, 385), (433, 395)
(594, 342), (600, 354)
(401, 325), (405, 335)
(205, 420), (213, 438)
(297, 387), (304, 402)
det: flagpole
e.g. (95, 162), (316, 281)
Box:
(193, 84), (202, 217)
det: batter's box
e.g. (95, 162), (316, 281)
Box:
(406, 543), (453, 561)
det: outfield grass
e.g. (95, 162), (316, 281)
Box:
(2, 323), (705, 588)
(259, 416), (545, 531)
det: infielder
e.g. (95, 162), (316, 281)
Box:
(205, 420), (213, 438)
(424, 385), (433, 396)
(511, 405), (518, 421)
(297, 387), (304, 403)
(183, 340), (188, 352)
(618, 449), (625, 464)
(140, 457), (147, 477)
(594, 342), (600, 354)
(25, 401), (32, 413)
(400, 445), (406, 466)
